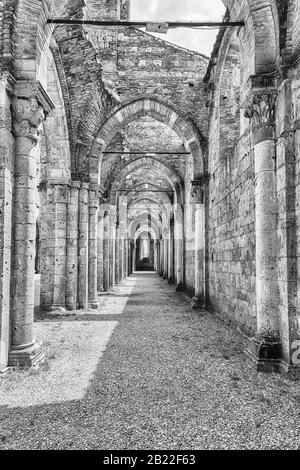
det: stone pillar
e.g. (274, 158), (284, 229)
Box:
(103, 210), (110, 291)
(78, 183), (89, 309)
(52, 184), (68, 309)
(88, 185), (99, 309)
(9, 81), (54, 366)
(97, 207), (104, 293)
(0, 74), (14, 370)
(132, 240), (136, 272)
(191, 180), (205, 309)
(168, 214), (174, 283)
(115, 228), (120, 285)
(159, 238), (164, 276)
(244, 85), (281, 372)
(119, 236), (124, 281)
(174, 206), (184, 291)
(109, 207), (116, 288)
(129, 240), (133, 275)
(66, 181), (80, 310)
(163, 238), (168, 279)
(124, 237), (128, 278)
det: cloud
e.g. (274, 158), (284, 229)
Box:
(131, 0), (226, 56)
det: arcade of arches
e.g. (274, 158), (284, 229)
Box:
(1, 0), (300, 380)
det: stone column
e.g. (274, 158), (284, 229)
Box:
(66, 181), (80, 310)
(119, 236), (124, 281)
(123, 237), (128, 279)
(159, 238), (164, 276)
(52, 184), (68, 309)
(132, 240), (136, 273)
(103, 210), (110, 291)
(129, 240), (134, 275)
(191, 180), (205, 309)
(115, 228), (120, 285)
(163, 237), (168, 279)
(78, 182), (89, 309)
(88, 185), (99, 309)
(0, 74), (14, 370)
(174, 206), (184, 291)
(9, 82), (54, 366)
(244, 85), (281, 372)
(97, 207), (104, 293)
(109, 207), (116, 288)
(168, 214), (174, 283)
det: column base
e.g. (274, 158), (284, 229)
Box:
(279, 361), (300, 380)
(8, 342), (45, 368)
(191, 295), (205, 310)
(245, 335), (282, 373)
(89, 300), (99, 309)
(48, 305), (67, 315)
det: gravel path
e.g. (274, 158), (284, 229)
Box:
(0, 272), (300, 449)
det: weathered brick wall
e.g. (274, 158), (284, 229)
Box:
(116, 27), (209, 139)
(86, 25), (209, 137)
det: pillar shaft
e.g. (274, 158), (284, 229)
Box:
(175, 207), (184, 290)
(115, 230), (120, 284)
(0, 77), (13, 370)
(88, 188), (99, 308)
(52, 185), (68, 308)
(78, 183), (89, 308)
(191, 181), (205, 309)
(109, 208), (116, 288)
(255, 139), (278, 336)
(66, 182), (80, 310)
(103, 211), (110, 291)
(97, 209), (104, 292)
(9, 83), (54, 367)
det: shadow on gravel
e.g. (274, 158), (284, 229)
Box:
(2, 273), (300, 450)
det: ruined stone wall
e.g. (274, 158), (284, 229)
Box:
(207, 30), (256, 336)
(86, 25), (209, 138)
(275, 58), (300, 361)
(116, 27), (209, 140)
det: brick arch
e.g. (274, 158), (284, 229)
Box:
(134, 227), (159, 242)
(222, 0), (279, 74)
(128, 193), (172, 211)
(129, 216), (160, 240)
(13, 0), (84, 81)
(123, 182), (173, 204)
(109, 156), (183, 205)
(93, 96), (205, 180)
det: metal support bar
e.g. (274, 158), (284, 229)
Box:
(47, 19), (245, 28)
(119, 189), (174, 193)
(103, 151), (190, 155)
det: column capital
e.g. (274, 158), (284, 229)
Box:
(14, 80), (55, 115)
(243, 74), (278, 144)
(191, 179), (205, 204)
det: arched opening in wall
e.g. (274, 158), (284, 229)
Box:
(38, 46), (72, 310)
(135, 232), (155, 271)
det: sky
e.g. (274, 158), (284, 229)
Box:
(131, 0), (226, 57)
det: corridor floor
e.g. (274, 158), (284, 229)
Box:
(0, 273), (300, 450)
